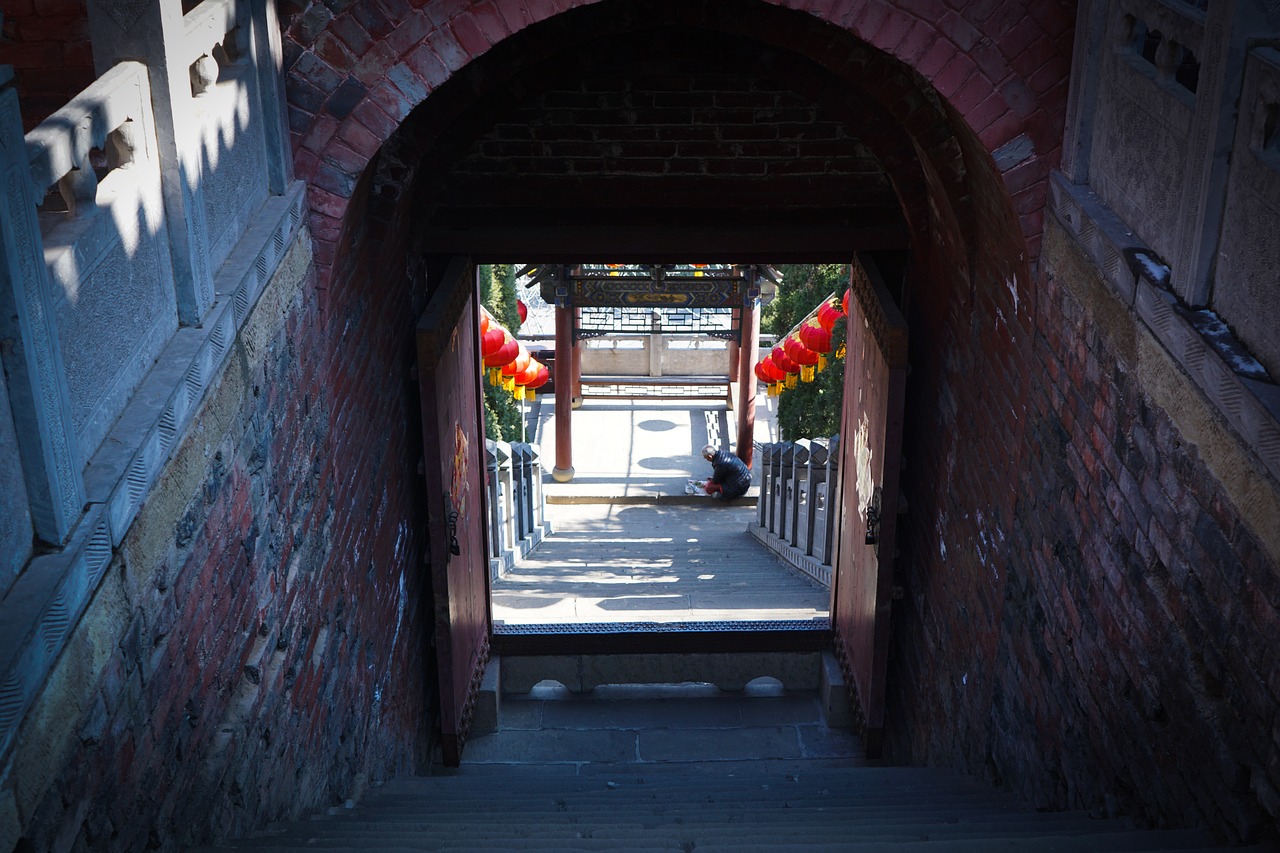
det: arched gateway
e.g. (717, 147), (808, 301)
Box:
(8, 0), (1280, 848)
(280, 0), (1064, 764)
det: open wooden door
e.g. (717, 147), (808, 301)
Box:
(831, 254), (908, 758)
(416, 257), (490, 766)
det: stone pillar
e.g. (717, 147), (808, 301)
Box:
(789, 439), (811, 549)
(553, 304), (574, 482)
(728, 307), (741, 378)
(735, 298), (760, 467)
(0, 67), (85, 544)
(757, 442), (775, 529)
(650, 306), (660, 376)
(85, 0), (252, 325)
(571, 310), (584, 408)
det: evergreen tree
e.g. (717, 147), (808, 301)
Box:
(479, 264), (525, 442)
(763, 264), (848, 441)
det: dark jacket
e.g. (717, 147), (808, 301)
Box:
(710, 449), (752, 500)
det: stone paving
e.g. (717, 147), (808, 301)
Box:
(491, 393), (830, 628)
(527, 389), (777, 501)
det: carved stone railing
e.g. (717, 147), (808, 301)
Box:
(29, 61), (176, 465)
(0, 0), (302, 768)
(749, 436), (840, 588)
(486, 439), (552, 580)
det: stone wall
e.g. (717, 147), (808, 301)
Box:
(6, 205), (437, 851)
(884, 212), (1280, 844)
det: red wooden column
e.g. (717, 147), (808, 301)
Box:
(735, 299), (760, 466)
(553, 304), (575, 482)
(728, 308), (742, 380)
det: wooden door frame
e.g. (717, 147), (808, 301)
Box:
(829, 253), (908, 759)
(416, 255), (494, 766)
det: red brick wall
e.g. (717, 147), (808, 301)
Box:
(280, 0), (1068, 285)
(885, 190), (1280, 846)
(3, 0), (95, 131)
(17, 172), (437, 850)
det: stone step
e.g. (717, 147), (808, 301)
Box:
(193, 829), (1223, 853)
(334, 797), (1040, 817)
(194, 753), (1236, 853)
(265, 815), (1136, 840)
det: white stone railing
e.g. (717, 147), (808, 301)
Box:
(181, 0), (242, 68)
(0, 12), (303, 766)
(28, 61), (178, 464)
(26, 61), (155, 216)
(486, 440), (552, 580)
(748, 437), (840, 588)
(580, 334), (730, 376)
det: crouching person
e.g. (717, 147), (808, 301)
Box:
(701, 444), (751, 501)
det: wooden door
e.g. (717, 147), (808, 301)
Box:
(831, 254), (908, 758)
(416, 257), (490, 766)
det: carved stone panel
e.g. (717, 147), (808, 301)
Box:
(0, 365), (33, 597)
(1213, 48), (1280, 378)
(47, 180), (176, 457)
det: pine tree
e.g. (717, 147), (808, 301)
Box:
(763, 264), (848, 441)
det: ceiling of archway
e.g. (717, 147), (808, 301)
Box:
(386, 23), (916, 261)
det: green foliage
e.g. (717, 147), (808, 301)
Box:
(484, 263), (520, 331)
(765, 264), (848, 442)
(479, 264), (525, 442)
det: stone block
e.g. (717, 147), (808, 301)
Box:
(471, 658), (500, 734)
(819, 650), (852, 729)
(500, 655), (583, 694)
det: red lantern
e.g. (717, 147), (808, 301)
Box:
(480, 327), (506, 360)
(512, 357), (542, 399)
(517, 300), (528, 324)
(771, 345), (799, 375)
(502, 343), (531, 377)
(484, 331), (517, 367)
(480, 310), (491, 336)
(799, 319), (832, 354)
(817, 300), (843, 332)
(484, 332), (518, 384)
(784, 335), (818, 367)
(515, 359), (538, 384)
(842, 288), (850, 317)
(526, 363), (550, 389)
(753, 362), (771, 384)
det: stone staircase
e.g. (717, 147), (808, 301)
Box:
(190, 762), (1253, 852)
(189, 680), (1263, 853)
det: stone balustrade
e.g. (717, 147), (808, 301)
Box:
(486, 439), (552, 581)
(0, 0), (304, 773)
(748, 436), (840, 588)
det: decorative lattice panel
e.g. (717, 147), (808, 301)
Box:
(576, 306), (737, 339)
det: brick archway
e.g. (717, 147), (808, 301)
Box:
(282, 0), (1071, 790)
(283, 0), (1072, 284)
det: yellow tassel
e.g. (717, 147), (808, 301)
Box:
(818, 354), (827, 371)
(503, 376), (515, 392)
(526, 389), (535, 401)
(516, 386), (526, 401)
(786, 374), (797, 389)
(801, 366), (815, 383)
